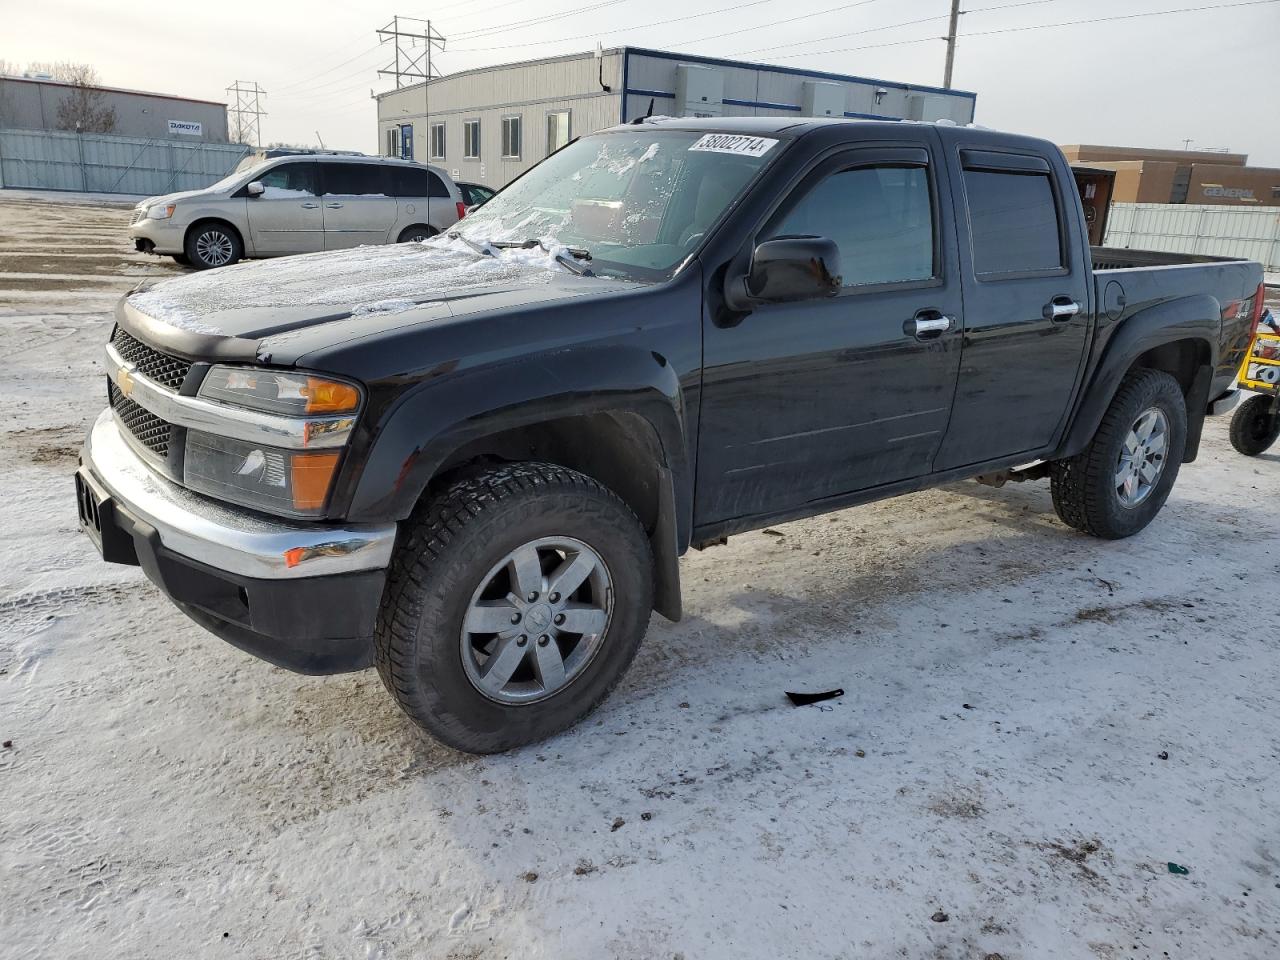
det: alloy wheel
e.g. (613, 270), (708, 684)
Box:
(1115, 406), (1169, 508)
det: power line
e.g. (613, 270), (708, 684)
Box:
(272, 43), (383, 92)
(756, 0), (1280, 60)
(449, 0), (779, 52)
(665, 0), (890, 51)
(449, 0), (631, 41)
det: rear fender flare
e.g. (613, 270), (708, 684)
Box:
(1062, 295), (1219, 457)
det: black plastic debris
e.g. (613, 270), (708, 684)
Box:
(786, 689), (844, 707)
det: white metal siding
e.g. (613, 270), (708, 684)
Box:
(1104, 202), (1280, 271)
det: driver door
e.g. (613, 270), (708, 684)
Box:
(243, 161), (324, 255)
(696, 144), (964, 526)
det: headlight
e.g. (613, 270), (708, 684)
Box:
(183, 431), (342, 517)
(146, 203), (177, 220)
(198, 366), (361, 416)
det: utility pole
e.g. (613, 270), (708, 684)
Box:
(225, 80), (266, 147)
(377, 16), (445, 161)
(942, 0), (962, 90)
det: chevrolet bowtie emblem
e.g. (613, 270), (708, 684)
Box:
(115, 367), (135, 397)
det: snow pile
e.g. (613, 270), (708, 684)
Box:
(127, 237), (578, 334)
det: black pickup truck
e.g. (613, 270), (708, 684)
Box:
(76, 118), (1265, 752)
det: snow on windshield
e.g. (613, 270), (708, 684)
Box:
(127, 237), (581, 335)
(453, 132), (771, 277)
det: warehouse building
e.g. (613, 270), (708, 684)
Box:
(0, 74), (229, 142)
(1060, 144), (1280, 207)
(376, 46), (977, 187)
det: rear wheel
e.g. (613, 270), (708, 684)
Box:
(375, 463), (653, 753)
(397, 224), (438, 244)
(184, 222), (242, 270)
(1229, 395), (1280, 456)
(1049, 369), (1187, 539)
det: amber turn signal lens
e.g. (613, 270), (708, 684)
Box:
(290, 451), (341, 511)
(304, 377), (361, 414)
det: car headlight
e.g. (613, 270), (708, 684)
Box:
(183, 431), (342, 518)
(146, 203), (177, 220)
(183, 365), (363, 517)
(198, 366), (361, 416)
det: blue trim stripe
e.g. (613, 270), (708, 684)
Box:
(844, 111), (902, 121)
(626, 87), (676, 100)
(621, 46), (978, 102)
(722, 97), (801, 112)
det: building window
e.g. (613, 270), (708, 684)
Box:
(501, 116), (522, 160)
(546, 110), (571, 155)
(464, 119), (481, 160)
(430, 122), (445, 160)
(385, 127), (399, 158)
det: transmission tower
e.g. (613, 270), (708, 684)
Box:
(225, 80), (266, 147)
(377, 16), (445, 160)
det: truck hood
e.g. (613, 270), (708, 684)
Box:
(121, 240), (641, 363)
(135, 187), (212, 210)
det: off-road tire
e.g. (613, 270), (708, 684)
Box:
(1049, 369), (1187, 539)
(1228, 395), (1280, 456)
(375, 462), (653, 753)
(184, 221), (243, 270)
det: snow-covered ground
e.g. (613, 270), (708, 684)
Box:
(2, 192), (1280, 960)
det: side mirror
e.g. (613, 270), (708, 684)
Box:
(247, 181), (265, 197)
(725, 237), (842, 310)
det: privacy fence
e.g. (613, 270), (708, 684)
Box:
(1104, 202), (1280, 273)
(0, 127), (250, 196)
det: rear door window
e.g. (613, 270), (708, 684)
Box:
(963, 168), (1063, 276)
(322, 163), (388, 196)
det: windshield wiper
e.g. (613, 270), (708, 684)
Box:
(446, 232), (494, 258)
(491, 239), (595, 277)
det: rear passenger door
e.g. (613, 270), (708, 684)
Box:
(933, 149), (1091, 469)
(243, 162), (323, 255)
(390, 167), (458, 236)
(319, 162), (398, 250)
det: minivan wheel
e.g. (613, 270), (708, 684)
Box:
(185, 222), (242, 270)
(398, 224), (438, 244)
(375, 462), (654, 753)
(1049, 369), (1187, 539)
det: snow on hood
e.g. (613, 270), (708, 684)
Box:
(127, 236), (576, 336)
(135, 188), (210, 210)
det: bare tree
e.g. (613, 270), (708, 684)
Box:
(51, 63), (116, 133)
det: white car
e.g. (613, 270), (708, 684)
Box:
(128, 153), (467, 270)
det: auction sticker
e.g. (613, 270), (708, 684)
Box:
(688, 134), (778, 157)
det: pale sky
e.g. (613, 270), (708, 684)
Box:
(6, 0), (1279, 164)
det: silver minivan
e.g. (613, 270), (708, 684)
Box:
(128, 153), (466, 270)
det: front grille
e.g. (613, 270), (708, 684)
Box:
(129, 208), (144, 225)
(108, 381), (173, 459)
(110, 327), (192, 391)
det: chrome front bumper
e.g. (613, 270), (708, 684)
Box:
(80, 408), (396, 581)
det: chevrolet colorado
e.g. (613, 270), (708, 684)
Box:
(75, 118), (1266, 752)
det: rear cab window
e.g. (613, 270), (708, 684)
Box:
(960, 150), (1066, 278)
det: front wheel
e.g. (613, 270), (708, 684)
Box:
(184, 222), (243, 270)
(1229, 395), (1280, 456)
(1049, 369), (1187, 539)
(375, 463), (654, 753)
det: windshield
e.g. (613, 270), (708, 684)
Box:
(451, 129), (783, 282)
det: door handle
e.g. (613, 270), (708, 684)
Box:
(904, 310), (953, 340)
(300, 202), (319, 209)
(325, 202), (344, 209)
(1045, 296), (1081, 321)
